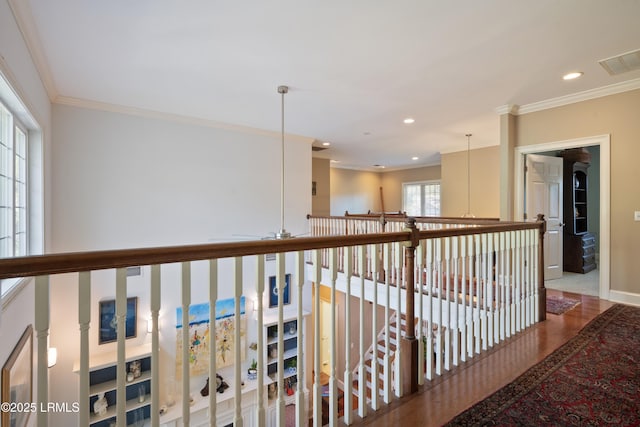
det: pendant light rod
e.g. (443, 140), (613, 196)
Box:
(276, 85), (291, 239)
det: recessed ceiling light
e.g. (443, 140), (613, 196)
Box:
(563, 71), (583, 80)
(330, 159), (340, 163)
(403, 118), (415, 124)
(373, 164), (386, 169)
(322, 142), (331, 146)
(412, 156), (419, 161)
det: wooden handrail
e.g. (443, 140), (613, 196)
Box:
(0, 220), (544, 280)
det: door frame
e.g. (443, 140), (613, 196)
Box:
(514, 134), (610, 299)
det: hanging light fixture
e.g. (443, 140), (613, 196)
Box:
(462, 133), (475, 218)
(275, 85), (292, 239)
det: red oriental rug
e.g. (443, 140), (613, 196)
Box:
(445, 304), (640, 426)
(546, 295), (581, 315)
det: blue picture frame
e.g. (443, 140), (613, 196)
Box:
(99, 297), (137, 344)
(269, 274), (291, 308)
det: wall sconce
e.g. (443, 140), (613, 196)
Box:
(48, 347), (57, 368)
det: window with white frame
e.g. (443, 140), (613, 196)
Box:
(0, 74), (41, 301)
(402, 181), (441, 217)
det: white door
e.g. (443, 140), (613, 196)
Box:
(525, 154), (564, 280)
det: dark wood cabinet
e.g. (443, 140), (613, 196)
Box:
(562, 151), (596, 273)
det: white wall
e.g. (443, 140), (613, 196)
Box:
(1, 2), (52, 425)
(48, 104), (312, 425)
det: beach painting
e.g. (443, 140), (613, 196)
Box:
(176, 296), (246, 377)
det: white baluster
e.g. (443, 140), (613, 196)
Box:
(487, 233), (495, 348)
(370, 243), (380, 407)
(417, 241), (425, 384)
(276, 253), (285, 427)
(474, 235), (481, 354)
(466, 235), (474, 358)
(480, 234), (488, 351)
(394, 242), (403, 396)
(209, 260), (218, 426)
(234, 257), (244, 427)
(507, 231), (514, 337)
(452, 237), (459, 367)
(343, 246), (353, 424)
(78, 272), (90, 427)
(444, 238), (451, 371)
(295, 251), (306, 427)
(115, 268), (127, 427)
(255, 256), (265, 427)
(434, 238), (442, 376)
(35, 275), (49, 427)
(358, 245), (367, 418)
(459, 236), (467, 362)
(312, 250), (322, 427)
(329, 248), (338, 426)
(499, 232), (506, 341)
(515, 231), (522, 332)
(531, 229), (540, 322)
(150, 265), (161, 427)
(383, 243), (392, 403)
(180, 262), (191, 426)
(426, 238), (434, 379)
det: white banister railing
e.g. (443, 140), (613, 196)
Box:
(0, 216), (544, 427)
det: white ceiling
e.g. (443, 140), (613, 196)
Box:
(14, 0), (640, 170)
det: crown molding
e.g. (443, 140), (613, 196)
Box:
(494, 104), (519, 115)
(516, 77), (640, 115)
(54, 95), (314, 143)
(8, 0), (58, 101)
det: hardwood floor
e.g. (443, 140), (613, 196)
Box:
(346, 289), (615, 427)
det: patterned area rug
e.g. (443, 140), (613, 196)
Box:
(445, 304), (640, 426)
(546, 295), (581, 315)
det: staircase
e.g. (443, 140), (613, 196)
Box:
(352, 312), (418, 407)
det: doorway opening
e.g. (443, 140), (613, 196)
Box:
(515, 134), (610, 299)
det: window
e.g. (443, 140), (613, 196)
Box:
(0, 102), (28, 258)
(0, 71), (42, 302)
(403, 181), (441, 216)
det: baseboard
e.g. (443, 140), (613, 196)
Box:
(607, 290), (640, 307)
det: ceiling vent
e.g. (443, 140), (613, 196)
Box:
(599, 49), (640, 75)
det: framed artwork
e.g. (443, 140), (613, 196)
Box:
(175, 297), (247, 377)
(269, 274), (291, 308)
(99, 297), (137, 344)
(1, 325), (33, 427)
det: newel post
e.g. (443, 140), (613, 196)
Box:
(401, 218), (419, 395)
(537, 214), (547, 321)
